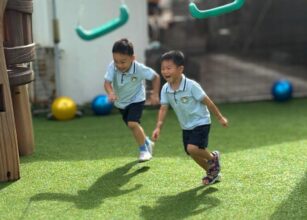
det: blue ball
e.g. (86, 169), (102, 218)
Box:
(91, 94), (113, 115)
(271, 80), (293, 102)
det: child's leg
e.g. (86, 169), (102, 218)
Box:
(127, 121), (153, 153)
(120, 101), (148, 147)
(127, 121), (146, 146)
(183, 125), (221, 185)
(124, 102), (152, 162)
(187, 144), (222, 175)
(187, 144), (214, 161)
(188, 145), (221, 185)
(190, 154), (209, 172)
(127, 121), (152, 162)
(187, 144), (213, 170)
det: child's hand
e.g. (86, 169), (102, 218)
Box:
(108, 93), (117, 102)
(152, 128), (160, 141)
(219, 116), (228, 127)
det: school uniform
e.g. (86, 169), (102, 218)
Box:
(160, 74), (211, 152)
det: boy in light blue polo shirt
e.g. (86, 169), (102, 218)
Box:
(152, 50), (228, 185)
(104, 39), (160, 162)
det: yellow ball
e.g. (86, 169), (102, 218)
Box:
(51, 96), (77, 121)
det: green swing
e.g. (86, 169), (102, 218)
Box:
(76, 3), (129, 41)
(189, 0), (245, 19)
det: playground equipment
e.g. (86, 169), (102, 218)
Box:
(92, 94), (113, 115)
(189, 0), (245, 19)
(51, 96), (78, 121)
(76, 2), (129, 41)
(0, 0), (20, 182)
(271, 80), (293, 102)
(1, 0), (36, 182)
(4, 0), (35, 157)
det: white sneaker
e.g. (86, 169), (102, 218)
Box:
(139, 151), (152, 162)
(146, 139), (154, 155)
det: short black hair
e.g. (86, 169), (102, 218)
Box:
(112, 38), (134, 56)
(161, 50), (185, 66)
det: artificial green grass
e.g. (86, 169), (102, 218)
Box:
(1, 99), (306, 220)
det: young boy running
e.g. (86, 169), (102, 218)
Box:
(152, 50), (228, 185)
(104, 38), (160, 162)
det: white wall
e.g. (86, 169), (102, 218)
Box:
(32, 0), (149, 104)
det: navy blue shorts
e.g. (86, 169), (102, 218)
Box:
(182, 124), (211, 154)
(118, 101), (145, 125)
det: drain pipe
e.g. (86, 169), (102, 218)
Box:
(51, 0), (61, 97)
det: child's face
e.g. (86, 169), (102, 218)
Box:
(113, 53), (135, 73)
(161, 60), (184, 83)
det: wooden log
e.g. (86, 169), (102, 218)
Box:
(4, 43), (35, 65)
(8, 67), (34, 87)
(11, 85), (34, 155)
(4, 0), (35, 156)
(0, 0), (20, 182)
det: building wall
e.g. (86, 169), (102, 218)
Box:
(207, 0), (307, 63)
(32, 0), (149, 104)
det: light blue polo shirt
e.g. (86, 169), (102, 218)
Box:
(160, 75), (211, 130)
(105, 60), (156, 109)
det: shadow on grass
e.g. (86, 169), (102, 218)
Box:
(140, 186), (220, 220)
(270, 172), (307, 220)
(0, 182), (12, 191)
(30, 161), (149, 210)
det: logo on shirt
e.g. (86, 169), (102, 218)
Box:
(131, 76), (138, 82)
(180, 96), (189, 103)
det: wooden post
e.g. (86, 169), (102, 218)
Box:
(4, 0), (35, 156)
(0, 0), (20, 182)
(11, 85), (34, 155)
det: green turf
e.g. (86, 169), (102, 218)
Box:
(1, 99), (306, 220)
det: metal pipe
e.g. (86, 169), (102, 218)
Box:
(51, 0), (61, 96)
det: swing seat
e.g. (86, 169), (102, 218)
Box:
(189, 0), (245, 19)
(76, 4), (129, 41)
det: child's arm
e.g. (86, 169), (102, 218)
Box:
(104, 81), (117, 102)
(152, 105), (168, 141)
(149, 74), (161, 105)
(202, 96), (228, 127)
